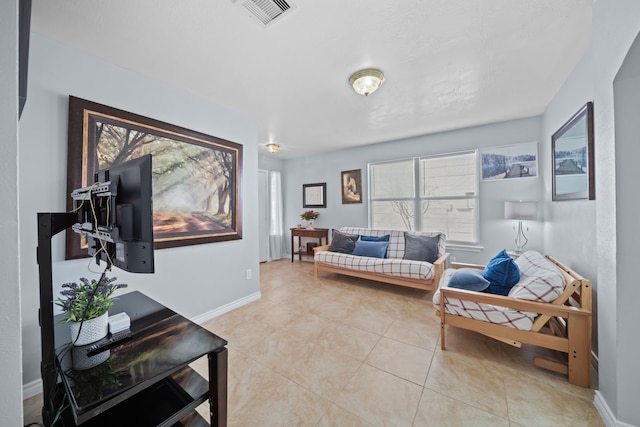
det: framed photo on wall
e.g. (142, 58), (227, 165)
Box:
(480, 142), (538, 181)
(303, 182), (326, 208)
(341, 169), (362, 204)
(552, 102), (595, 201)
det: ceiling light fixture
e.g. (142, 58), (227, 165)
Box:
(265, 143), (280, 153)
(349, 68), (385, 96)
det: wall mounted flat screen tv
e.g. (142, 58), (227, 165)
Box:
(71, 154), (155, 273)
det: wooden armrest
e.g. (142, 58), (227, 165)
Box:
(440, 287), (591, 318)
(450, 262), (484, 270)
(314, 244), (330, 253)
(433, 253), (449, 266)
(431, 253), (449, 286)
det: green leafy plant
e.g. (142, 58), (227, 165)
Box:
(56, 276), (127, 323)
(300, 210), (320, 220)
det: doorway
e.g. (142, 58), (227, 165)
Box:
(258, 169), (269, 262)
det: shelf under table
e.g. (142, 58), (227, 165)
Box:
(60, 365), (209, 427)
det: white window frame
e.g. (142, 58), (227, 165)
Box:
(368, 150), (479, 244)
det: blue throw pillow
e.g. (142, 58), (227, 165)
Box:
(352, 240), (388, 258)
(448, 268), (490, 292)
(360, 234), (390, 242)
(482, 250), (520, 295)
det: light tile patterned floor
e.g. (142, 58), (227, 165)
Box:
(23, 259), (604, 426)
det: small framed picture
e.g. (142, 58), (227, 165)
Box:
(303, 183), (326, 208)
(341, 169), (362, 204)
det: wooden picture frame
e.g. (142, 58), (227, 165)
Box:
(552, 102), (595, 201)
(65, 96), (243, 260)
(341, 169), (362, 204)
(302, 183), (326, 208)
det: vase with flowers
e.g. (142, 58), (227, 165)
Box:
(56, 275), (127, 346)
(300, 210), (320, 229)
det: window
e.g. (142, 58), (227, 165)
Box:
(369, 151), (479, 243)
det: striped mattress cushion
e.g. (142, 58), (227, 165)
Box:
(432, 251), (565, 331)
(314, 251), (437, 280)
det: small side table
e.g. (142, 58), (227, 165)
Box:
(52, 291), (228, 426)
(290, 227), (329, 262)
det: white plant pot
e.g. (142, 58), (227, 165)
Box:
(69, 311), (109, 346)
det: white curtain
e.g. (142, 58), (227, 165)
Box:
(268, 171), (286, 260)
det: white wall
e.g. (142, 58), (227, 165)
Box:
(541, 46), (596, 277)
(592, 1), (640, 425)
(259, 154), (285, 174)
(541, 47), (598, 354)
(18, 34), (261, 387)
(282, 116), (543, 265)
(541, 1), (640, 425)
(611, 26), (640, 427)
(0, 1), (24, 425)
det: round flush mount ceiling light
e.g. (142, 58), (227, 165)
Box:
(265, 143), (280, 153)
(349, 68), (385, 96)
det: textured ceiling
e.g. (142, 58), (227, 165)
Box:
(30, 0), (592, 159)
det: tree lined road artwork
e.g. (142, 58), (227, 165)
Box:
(95, 121), (236, 240)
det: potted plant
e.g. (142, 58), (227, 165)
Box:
(300, 210), (320, 228)
(56, 275), (127, 346)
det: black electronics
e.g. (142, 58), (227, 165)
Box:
(18, 0), (31, 118)
(85, 329), (133, 357)
(71, 154), (155, 273)
(37, 154), (155, 425)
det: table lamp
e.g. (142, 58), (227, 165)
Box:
(504, 201), (538, 254)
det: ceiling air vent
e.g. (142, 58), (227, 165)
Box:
(232, 0), (296, 27)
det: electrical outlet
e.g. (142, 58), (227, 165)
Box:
(450, 256), (457, 262)
(246, 269), (252, 280)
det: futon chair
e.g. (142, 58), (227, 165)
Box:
(433, 250), (592, 387)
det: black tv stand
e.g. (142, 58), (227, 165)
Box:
(37, 212), (79, 426)
(36, 213), (228, 426)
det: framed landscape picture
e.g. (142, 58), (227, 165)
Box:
(481, 142), (538, 181)
(65, 96), (243, 260)
(552, 102), (595, 201)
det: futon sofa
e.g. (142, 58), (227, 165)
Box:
(433, 250), (592, 387)
(314, 227), (448, 291)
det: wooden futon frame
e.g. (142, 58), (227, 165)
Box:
(437, 256), (592, 388)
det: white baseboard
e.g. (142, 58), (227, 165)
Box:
(594, 391), (637, 427)
(189, 291), (261, 324)
(23, 291), (262, 400)
(23, 378), (43, 399)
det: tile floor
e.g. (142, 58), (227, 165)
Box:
(24, 259), (604, 426)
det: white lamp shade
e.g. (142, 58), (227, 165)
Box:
(504, 201), (538, 220)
